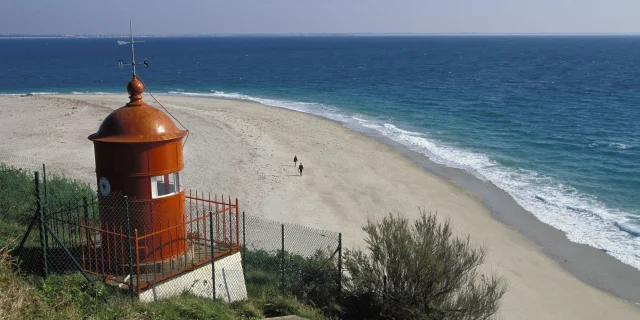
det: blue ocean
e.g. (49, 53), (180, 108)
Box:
(1, 36), (639, 269)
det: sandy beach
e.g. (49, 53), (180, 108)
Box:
(1, 93), (639, 319)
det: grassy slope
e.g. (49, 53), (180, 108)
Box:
(0, 249), (327, 320)
(0, 165), (329, 320)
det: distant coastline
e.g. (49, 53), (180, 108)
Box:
(2, 32), (640, 39)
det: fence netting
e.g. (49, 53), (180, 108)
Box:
(1, 160), (342, 313)
(242, 214), (342, 310)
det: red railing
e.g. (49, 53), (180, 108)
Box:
(77, 190), (240, 293)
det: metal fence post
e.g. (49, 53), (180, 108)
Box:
(383, 274), (387, 302)
(222, 268), (231, 303)
(209, 210), (216, 301)
(281, 223), (285, 294)
(42, 164), (48, 212)
(242, 211), (246, 278)
(338, 232), (342, 300)
(124, 196), (135, 298)
(42, 165), (51, 256)
(43, 222), (95, 286)
(35, 171), (48, 278)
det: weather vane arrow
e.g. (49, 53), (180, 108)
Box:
(117, 21), (148, 76)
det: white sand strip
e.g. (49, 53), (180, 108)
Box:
(0, 94), (639, 319)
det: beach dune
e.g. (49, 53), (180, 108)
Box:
(1, 94), (639, 319)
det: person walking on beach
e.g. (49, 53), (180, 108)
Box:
(298, 162), (304, 176)
(293, 155), (298, 167)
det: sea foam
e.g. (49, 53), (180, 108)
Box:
(167, 89), (640, 271)
(71, 91), (115, 95)
(352, 118), (640, 270)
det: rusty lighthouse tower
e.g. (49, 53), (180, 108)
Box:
(80, 24), (245, 301)
(88, 24), (188, 264)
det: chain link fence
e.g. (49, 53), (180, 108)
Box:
(242, 213), (342, 311)
(1, 160), (343, 313)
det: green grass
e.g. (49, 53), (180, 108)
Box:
(0, 165), (37, 247)
(243, 248), (340, 313)
(1, 164), (97, 274)
(0, 164), (333, 319)
(0, 164), (94, 249)
(0, 250), (330, 320)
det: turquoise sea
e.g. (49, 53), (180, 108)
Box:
(1, 36), (639, 269)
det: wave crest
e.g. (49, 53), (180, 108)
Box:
(165, 89), (640, 270)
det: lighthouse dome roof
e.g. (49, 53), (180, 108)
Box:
(88, 76), (186, 143)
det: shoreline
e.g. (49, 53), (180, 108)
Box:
(368, 131), (640, 305)
(166, 93), (640, 305)
(194, 92), (640, 301)
(1, 94), (639, 319)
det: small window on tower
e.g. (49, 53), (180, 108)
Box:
(151, 171), (183, 198)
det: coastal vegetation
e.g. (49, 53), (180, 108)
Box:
(0, 164), (330, 319)
(0, 248), (326, 320)
(343, 212), (506, 320)
(0, 165), (37, 248)
(1, 164), (505, 319)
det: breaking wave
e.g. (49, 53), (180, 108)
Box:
(165, 89), (640, 270)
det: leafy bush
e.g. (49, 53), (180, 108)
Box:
(243, 248), (340, 314)
(343, 210), (506, 320)
(243, 249), (281, 296)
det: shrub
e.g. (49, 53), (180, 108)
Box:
(243, 248), (340, 314)
(343, 210), (506, 320)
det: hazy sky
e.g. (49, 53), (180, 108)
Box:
(1, 0), (638, 35)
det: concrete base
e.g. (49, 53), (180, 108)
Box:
(138, 252), (247, 303)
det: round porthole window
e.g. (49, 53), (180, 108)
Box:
(99, 177), (111, 197)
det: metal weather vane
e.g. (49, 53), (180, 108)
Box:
(117, 21), (148, 75)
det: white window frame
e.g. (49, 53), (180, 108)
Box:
(151, 171), (183, 199)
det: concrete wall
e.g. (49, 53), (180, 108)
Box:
(139, 252), (247, 303)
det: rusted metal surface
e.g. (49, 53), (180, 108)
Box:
(77, 192), (240, 293)
(84, 75), (242, 293)
(88, 75), (188, 263)
(88, 76), (186, 143)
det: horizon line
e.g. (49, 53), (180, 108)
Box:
(2, 32), (640, 38)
